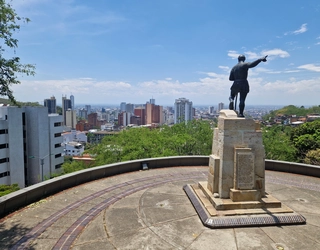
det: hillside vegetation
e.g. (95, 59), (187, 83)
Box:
(264, 105), (320, 119)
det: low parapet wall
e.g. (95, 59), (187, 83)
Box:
(265, 159), (320, 177)
(0, 156), (319, 218)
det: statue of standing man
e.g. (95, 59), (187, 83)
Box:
(229, 54), (268, 117)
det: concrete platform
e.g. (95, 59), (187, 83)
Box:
(0, 166), (320, 249)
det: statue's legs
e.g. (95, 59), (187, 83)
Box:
(238, 92), (248, 117)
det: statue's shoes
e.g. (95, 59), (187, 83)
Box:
(238, 114), (245, 118)
(229, 101), (234, 110)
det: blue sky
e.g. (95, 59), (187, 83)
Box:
(9, 0), (320, 106)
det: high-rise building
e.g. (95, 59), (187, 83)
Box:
(150, 98), (155, 104)
(134, 107), (145, 125)
(120, 102), (126, 112)
(66, 109), (77, 129)
(88, 113), (98, 128)
(78, 108), (88, 120)
(0, 106), (64, 187)
(218, 102), (224, 112)
(70, 94), (75, 110)
(62, 96), (72, 125)
(126, 103), (134, 113)
(174, 98), (193, 124)
(118, 112), (129, 127)
(44, 96), (57, 114)
(145, 103), (164, 125)
(85, 105), (92, 115)
(209, 106), (214, 114)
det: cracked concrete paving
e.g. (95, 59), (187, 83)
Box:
(0, 166), (320, 250)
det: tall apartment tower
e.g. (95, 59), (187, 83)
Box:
(44, 96), (57, 114)
(118, 112), (130, 127)
(145, 103), (164, 125)
(134, 107), (145, 125)
(66, 109), (77, 129)
(120, 102), (126, 112)
(78, 108), (88, 120)
(149, 98), (155, 104)
(174, 98), (193, 124)
(70, 94), (75, 110)
(85, 105), (92, 115)
(209, 106), (214, 114)
(218, 102), (224, 112)
(0, 106), (64, 188)
(62, 96), (72, 125)
(126, 103), (134, 114)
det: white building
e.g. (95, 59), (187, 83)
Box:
(62, 130), (87, 144)
(174, 98), (193, 124)
(0, 106), (64, 188)
(65, 109), (77, 129)
(64, 141), (84, 156)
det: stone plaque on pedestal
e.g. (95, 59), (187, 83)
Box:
(234, 148), (254, 190)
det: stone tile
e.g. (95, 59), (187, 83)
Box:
(110, 227), (175, 250)
(188, 228), (238, 250)
(235, 227), (275, 250)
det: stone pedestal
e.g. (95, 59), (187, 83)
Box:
(207, 110), (265, 200)
(184, 110), (306, 228)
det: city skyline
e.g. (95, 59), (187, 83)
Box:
(8, 1), (320, 106)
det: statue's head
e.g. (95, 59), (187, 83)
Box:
(238, 55), (246, 62)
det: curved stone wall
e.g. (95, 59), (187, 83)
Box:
(0, 156), (319, 218)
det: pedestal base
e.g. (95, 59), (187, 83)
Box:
(184, 183), (306, 228)
(199, 181), (281, 210)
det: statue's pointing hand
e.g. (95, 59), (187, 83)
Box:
(261, 55), (268, 62)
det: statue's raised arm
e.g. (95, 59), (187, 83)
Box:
(228, 54), (268, 117)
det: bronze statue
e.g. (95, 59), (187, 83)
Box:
(229, 54), (268, 117)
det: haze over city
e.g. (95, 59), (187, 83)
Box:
(9, 0), (320, 106)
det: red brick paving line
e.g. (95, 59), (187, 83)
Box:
(53, 173), (207, 249)
(10, 170), (207, 250)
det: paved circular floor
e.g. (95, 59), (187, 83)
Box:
(0, 166), (319, 250)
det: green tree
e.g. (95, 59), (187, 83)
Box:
(290, 120), (320, 161)
(262, 125), (297, 162)
(85, 120), (213, 167)
(0, 0), (35, 103)
(304, 149), (320, 165)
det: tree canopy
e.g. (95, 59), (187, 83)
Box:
(290, 120), (320, 162)
(61, 120), (214, 173)
(0, 0), (35, 103)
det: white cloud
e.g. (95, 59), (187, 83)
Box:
(244, 51), (260, 60)
(228, 49), (289, 61)
(218, 66), (229, 72)
(285, 23), (308, 35)
(293, 23), (308, 35)
(227, 51), (239, 59)
(260, 78), (320, 94)
(297, 64), (320, 72)
(261, 49), (290, 59)
(11, 73), (320, 106)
